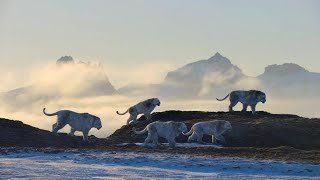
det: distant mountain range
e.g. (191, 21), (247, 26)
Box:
(159, 53), (246, 98)
(2, 53), (319, 105)
(120, 52), (320, 98)
(257, 63), (320, 97)
(165, 53), (245, 84)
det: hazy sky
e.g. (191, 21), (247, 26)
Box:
(1, 0), (319, 88)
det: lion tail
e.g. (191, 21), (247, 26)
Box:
(116, 109), (129, 115)
(182, 126), (193, 136)
(132, 126), (148, 135)
(43, 108), (58, 116)
(216, 94), (230, 101)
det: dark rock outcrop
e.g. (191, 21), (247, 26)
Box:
(109, 111), (320, 150)
(56, 56), (74, 65)
(1, 111), (320, 150)
(0, 118), (108, 148)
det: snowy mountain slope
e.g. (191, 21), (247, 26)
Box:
(0, 56), (117, 107)
(164, 52), (245, 84)
(154, 53), (247, 98)
(0, 150), (319, 179)
(258, 63), (320, 97)
(119, 54), (320, 98)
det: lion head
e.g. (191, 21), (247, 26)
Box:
(152, 98), (161, 106)
(173, 122), (188, 133)
(93, 116), (102, 130)
(257, 91), (266, 103)
(223, 121), (232, 131)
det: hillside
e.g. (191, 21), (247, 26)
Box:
(109, 111), (320, 150)
(1, 111), (320, 163)
(0, 118), (108, 148)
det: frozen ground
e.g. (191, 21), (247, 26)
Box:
(0, 149), (319, 179)
(118, 143), (224, 148)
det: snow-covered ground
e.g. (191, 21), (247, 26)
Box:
(118, 142), (224, 148)
(0, 149), (319, 179)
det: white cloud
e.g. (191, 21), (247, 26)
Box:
(105, 62), (176, 88)
(0, 59), (319, 139)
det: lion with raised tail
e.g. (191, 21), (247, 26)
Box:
(117, 98), (161, 125)
(133, 121), (188, 148)
(43, 108), (102, 142)
(183, 120), (232, 144)
(216, 90), (266, 114)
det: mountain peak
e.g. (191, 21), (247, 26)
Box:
(207, 52), (231, 64)
(212, 52), (223, 58)
(164, 53), (244, 86)
(263, 63), (308, 76)
(56, 56), (74, 65)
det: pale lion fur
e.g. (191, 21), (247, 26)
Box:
(117, 98), (161, 125)
(216, 90), (266, 114)
(43, 108), (102, 142)
(183, 120), (232, 144)
(133, 121), (188, 148)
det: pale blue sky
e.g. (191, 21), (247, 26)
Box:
(1, 0), (319, 82)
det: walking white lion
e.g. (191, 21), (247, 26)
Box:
(216, 90), (266, 114)
(183, 120), (232, 144)
(116, 98), (161, 125)
(133, 121), (188, 148)
(43, 108), (102, 142)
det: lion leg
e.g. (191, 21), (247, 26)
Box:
(167, 137), (176, 148)
(196, 133), (204, 144)
(68, 128), (76, 136)
(241, 104), (248, 112)
(251, 104), (257, 114)
(216, 135), (226, 144)
(153, 134), (160, 146)
(82, 129), (90, 142)
(187, 132), (197, 143)
(143, 133), (154, 146)
(145, 113), (152, 121)
(126, 117), (132, 125)
(127, 114), (137, 125)
(52, 123), (57, 132)
(229, 100), (238, 112)
(131, 114), (138, 124)
(52, 122), (66, 136)
(212, 135), (216, 144)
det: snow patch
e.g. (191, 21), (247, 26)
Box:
(0, 150), (319, 179)
(117, 143), (223, 148)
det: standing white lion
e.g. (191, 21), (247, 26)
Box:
(183, 120), (232, 144)
(116, 98), (161, 125)
(133, 121), (188, 148)
(43, 108), (102, 142)
(216, 90), (266, 114)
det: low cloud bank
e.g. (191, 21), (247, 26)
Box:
(0, 60), (319, 137)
